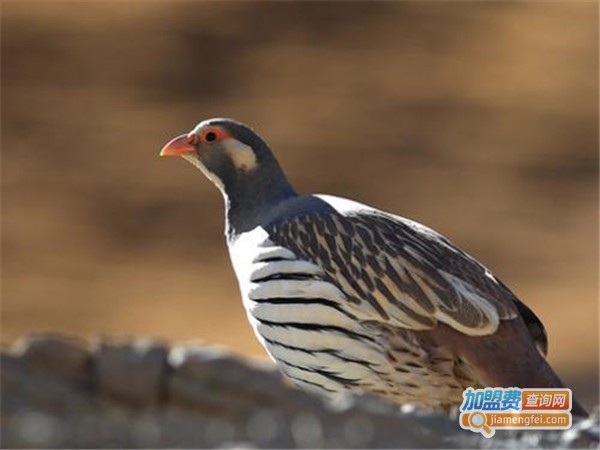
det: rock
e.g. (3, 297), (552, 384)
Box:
(9, 332), (91, 385)
(93, 336), (168, 407)
(1, 333), (598, 448)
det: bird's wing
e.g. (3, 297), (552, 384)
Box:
(263, 206), (530, 338)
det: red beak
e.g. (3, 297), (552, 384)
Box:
(160, 133), (195, 157)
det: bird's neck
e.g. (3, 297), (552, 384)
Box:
(224, 168), (297, 238)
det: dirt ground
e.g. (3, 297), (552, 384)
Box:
(2, 2), (598, 408)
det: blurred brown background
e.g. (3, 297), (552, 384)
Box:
(2, 2), (598, 407)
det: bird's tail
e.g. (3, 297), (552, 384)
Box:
(455, 322), (589, 418)
(515, 354), (588, 418)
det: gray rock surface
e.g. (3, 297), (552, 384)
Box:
(1, 333), (598, 448)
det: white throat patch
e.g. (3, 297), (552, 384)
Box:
(222, 139), (257, 172)
(181, 153), (225, 191)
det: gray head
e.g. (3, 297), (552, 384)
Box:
(160, 118), (297, 235)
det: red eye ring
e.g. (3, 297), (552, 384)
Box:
(200, 127), (229, 143)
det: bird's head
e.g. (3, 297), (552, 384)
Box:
(160, 118), (275, 192)
(160, 118), (296, 234)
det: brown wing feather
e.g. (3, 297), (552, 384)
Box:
(266, 209), (525, 337)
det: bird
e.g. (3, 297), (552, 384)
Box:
(160, 118), (587, 416)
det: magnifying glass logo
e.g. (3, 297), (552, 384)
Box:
(468, 412), (494, 437)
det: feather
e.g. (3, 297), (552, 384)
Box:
(262, 195), (520, 336)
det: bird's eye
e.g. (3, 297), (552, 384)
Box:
(200, 128), (228, 143)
